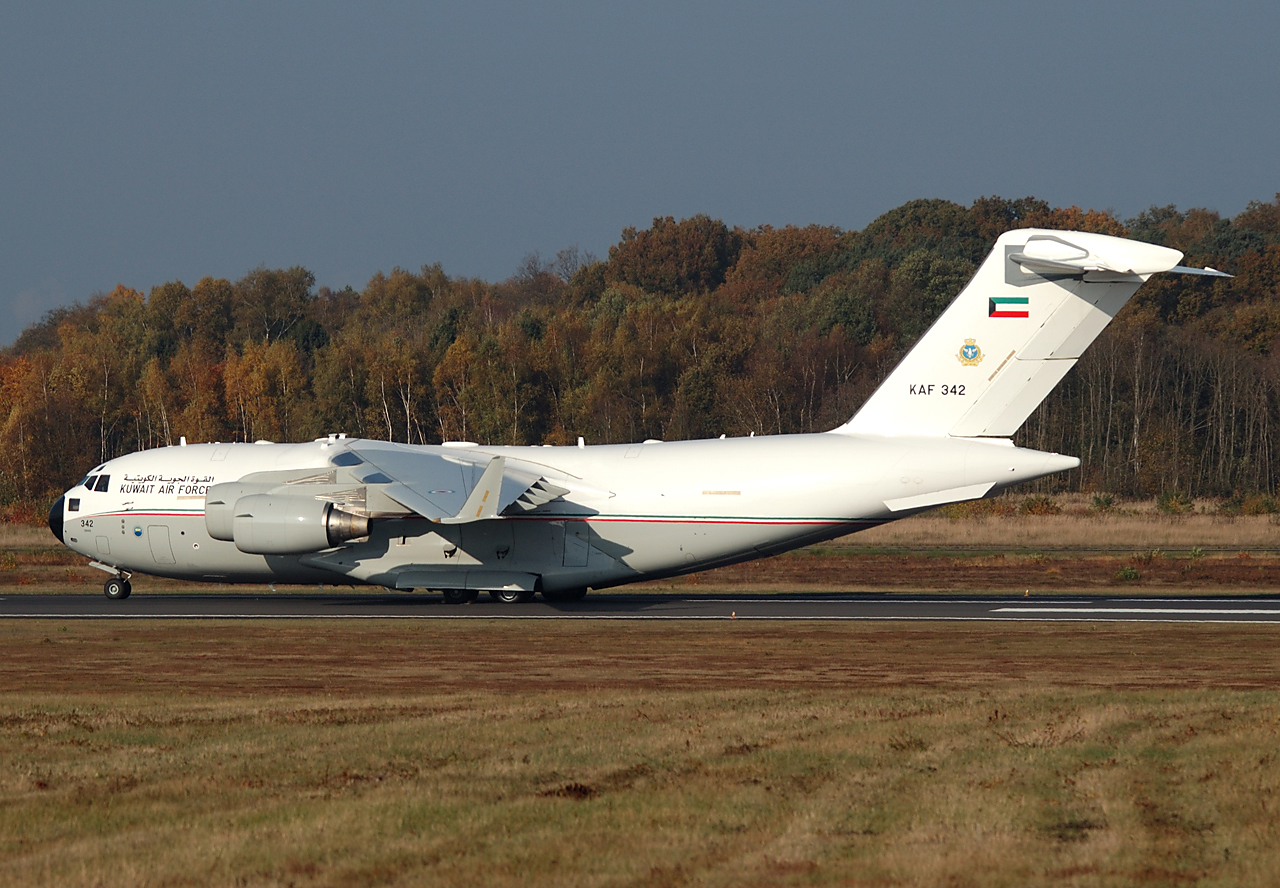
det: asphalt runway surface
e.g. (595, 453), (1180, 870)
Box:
(4, 592), (1280, 622)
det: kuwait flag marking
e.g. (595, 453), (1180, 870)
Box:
(989, 296), (1029, 318)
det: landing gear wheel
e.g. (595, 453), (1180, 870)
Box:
(104, 577), (131, 600)
(441, 588), (477, 605)
(489, 588), (535, 604)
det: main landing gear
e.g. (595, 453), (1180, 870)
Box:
(489, 588), (536, 604)
(104, 576), (132, 600)
(437, 587), (587, 604)
(437, 588), (536, 604)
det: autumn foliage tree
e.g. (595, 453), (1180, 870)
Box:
(5, 194), (1280, 514)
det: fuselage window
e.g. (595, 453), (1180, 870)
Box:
(94, 475), (110, 492)
(68, 498), (80, 512)
(83, 475), (98, 489)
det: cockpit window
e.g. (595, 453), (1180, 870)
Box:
(94, 475), (110, 492)
(83, 475), (98, 489)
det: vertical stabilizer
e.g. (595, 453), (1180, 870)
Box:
(834, 229), (1183, 438)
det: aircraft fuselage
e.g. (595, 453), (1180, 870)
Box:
(50, 433), (1075, 595)
(49, 227), (1218, 601)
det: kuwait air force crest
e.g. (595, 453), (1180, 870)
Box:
(957, 339), (984, 366)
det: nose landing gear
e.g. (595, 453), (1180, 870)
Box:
(104, 576), (132, 600)
(89, 561), (133, 600)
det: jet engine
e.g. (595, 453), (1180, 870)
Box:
(206, 488), (369, 555)
(205, 483), (277, 541)
(231, 494), (369, 555)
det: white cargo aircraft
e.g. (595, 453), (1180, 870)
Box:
(49, 229), (1226, 601)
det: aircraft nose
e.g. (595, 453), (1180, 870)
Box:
(48, 495), (65, 544)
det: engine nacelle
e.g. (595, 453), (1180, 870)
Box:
(228, 494), (370, 555)
(205, 482), (277, 541)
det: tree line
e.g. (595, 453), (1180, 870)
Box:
(4, 194), (1280, 514)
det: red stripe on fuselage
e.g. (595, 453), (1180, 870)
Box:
(93, 511), (204, 518)
(88, 511), (875, 527)
(583, 518), (853, 526)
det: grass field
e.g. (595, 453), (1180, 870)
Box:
(3, 620), (1280, 887)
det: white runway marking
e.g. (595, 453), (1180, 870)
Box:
(5, 613), (1280, 625)
(7, 595), (1280, 623)
(994, 607), (1280, 615)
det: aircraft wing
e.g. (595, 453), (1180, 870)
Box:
(339, 441), (567, 523)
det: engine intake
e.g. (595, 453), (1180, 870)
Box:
(229, 494), (369, 555)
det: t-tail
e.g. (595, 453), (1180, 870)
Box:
(833, 228), (1228, 439)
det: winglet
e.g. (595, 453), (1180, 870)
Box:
(439, 456), (506, 524)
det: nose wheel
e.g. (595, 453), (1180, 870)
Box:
(104, 577), (132, 600)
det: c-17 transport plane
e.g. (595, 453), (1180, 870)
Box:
(49, 229), (1227, 601)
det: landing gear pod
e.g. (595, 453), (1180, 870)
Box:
(230, 495), (370, 555)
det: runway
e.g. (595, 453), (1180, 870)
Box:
(4, 592), (1280, 622)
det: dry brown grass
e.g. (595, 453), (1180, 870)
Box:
(3, 620), (1280, 886)
(649, 549), (1280, 594)
(0, 524), (53, 548)
(837, 510), (1280, 552)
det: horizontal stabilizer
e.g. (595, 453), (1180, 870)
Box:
(1169, 265), (1232, 277)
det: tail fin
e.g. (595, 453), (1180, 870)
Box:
(834, 228), (1186, 438)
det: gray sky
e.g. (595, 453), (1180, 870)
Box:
(3, 1), (1277, 343)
